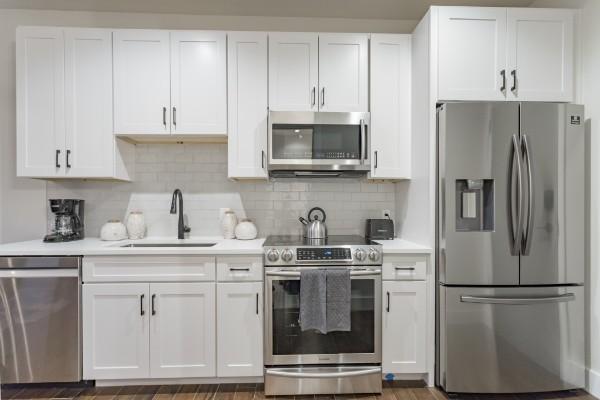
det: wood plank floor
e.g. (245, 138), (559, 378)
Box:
(0, 383), (595, 400)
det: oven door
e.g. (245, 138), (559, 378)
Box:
(268, 111), (370, 171)
(264, 266), (381, 365)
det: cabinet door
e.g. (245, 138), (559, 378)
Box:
(438, 7), (507, 101)
(318, 34), (369, 112)
(16, 26), (65, 177)
(64, 28), (114, 177)
(170, 31), (227, 134)
(382, 281), (427, 374)
(506, 8), (574, 102)
(227, 32), (268, 179)
(217, 282), (263, 377)
(113, 30), (171, 134)
(82, 283), (149, 380)
(149, 282), (216, 378)
(370, 34), (411, 180)
(268, 32), (319, 111)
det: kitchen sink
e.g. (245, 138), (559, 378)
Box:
(119, 243), (216, 248)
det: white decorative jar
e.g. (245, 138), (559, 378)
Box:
(221, 210), (238, 239)
(235, 219), (258, 240)
(126, 211), (146, 240)
(100, 220), (128, 241)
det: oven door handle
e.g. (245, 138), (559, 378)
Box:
(266, 269), (381, 277)
(266, 367), (381, 379)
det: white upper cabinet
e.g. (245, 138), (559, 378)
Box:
(318, 34), (369, 112)
(268, 33), (319, 111)
(370, 34), (411, 180)
(83, 283), (150, 380)
(436, 6), (575, 102)
(17, 26), (133, 180)
(16, 27), (65, 177)
(150, 282), (216, 378)
(64, 28), (115, 178)
(438, 7), (507, 101)
(217, 282), (263, 377)
(113, 30), (171, 134)
(506, 8), (574, 102)
(170, 31), (227, 134)
(227, 32), (268, 179)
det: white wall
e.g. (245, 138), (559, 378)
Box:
(530, 0), (599, 396)
(0, 8), (417, 244)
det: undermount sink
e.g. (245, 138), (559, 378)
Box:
(120, 243), (217, 248)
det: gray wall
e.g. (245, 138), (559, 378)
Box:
(0, 8), (417, 243)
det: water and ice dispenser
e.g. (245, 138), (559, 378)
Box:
(455, 179), (494, 232)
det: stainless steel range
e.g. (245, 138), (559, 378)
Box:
(263, 235), (382, 396)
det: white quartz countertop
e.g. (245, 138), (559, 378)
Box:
(0, 237), (266, 256)
(0, 236), (431, 257)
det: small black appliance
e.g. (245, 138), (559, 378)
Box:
(43, 199), (85, 242)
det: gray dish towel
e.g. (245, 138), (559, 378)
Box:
(326, 269), (351, 332)
(299, 269), (327, 334)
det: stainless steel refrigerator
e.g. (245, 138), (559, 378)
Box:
(436, 102), (586, 394)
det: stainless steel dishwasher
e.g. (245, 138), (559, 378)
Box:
(0, 257), (81, 383)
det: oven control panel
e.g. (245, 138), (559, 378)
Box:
(297, 247), (351, 261)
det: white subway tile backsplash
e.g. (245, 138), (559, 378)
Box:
(46, 144), (396, 238)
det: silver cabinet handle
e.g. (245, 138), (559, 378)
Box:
(386, 291), (390, 312)
(522, 134), (533, 255)
(162, 107), (167, 127)
(461, 293), (575, 305)
(266, 367), (381, 379)
(508, 134), (524, 255)
(320, 87), (325, 107)
(66, 150), (71, 168)
(500, 69), (506, 92)
(172, 107), (176, 127)
(266, 269), (380, 277)
(311, 87), (316, 107)
(511, 70), (517, 92)
(55, 149), (61, 168)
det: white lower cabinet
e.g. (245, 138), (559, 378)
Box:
(150, 282), (216, 378)
(382, 280), (427, 374)
(217, 282), (263, 377)
(82, 283), (150, 379)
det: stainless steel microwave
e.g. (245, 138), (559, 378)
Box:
(268, 111), (370, 178)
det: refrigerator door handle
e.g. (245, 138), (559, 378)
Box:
(460, 293), (575, 305)
(508, 134), (525, 255)
(522, 134), (534, 255)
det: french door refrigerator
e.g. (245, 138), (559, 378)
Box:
(436, 102), (585, 393)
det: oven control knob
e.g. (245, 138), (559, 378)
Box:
(354, 248), (367, 261)
(368, 248), (381, 262)
(266, 249), (280, 262)
(281, 249), (294, 262)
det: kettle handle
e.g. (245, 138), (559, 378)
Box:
(308, 207), (326, 223)
(299, 217), (309, 225)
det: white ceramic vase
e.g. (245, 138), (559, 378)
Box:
(234, 219), (258, 240)
(126, 211), (146, 240)
(221, 210), (238, 239)
(100, 220), (128, 241)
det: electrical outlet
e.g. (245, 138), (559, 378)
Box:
(382, 209), (392, 219)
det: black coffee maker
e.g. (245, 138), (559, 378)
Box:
(43, 199), (85, 242)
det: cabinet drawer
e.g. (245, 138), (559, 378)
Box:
(83, 256), (216, 282)
(217, 256), (263, 282)
(382, 255), (427, 280)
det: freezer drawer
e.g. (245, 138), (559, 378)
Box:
(439, 285), (584, 393)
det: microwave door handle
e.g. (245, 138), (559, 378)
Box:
(360, 119), (366, 164)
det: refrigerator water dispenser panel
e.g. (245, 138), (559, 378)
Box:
(455, 179), (494, 232)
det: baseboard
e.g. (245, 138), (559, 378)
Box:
(588, 368), (600, 398)
(96, 376), (263, 387)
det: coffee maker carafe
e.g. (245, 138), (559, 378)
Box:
(44, 199), (85, 242)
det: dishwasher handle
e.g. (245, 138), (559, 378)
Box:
(0, 269), (79, 278)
